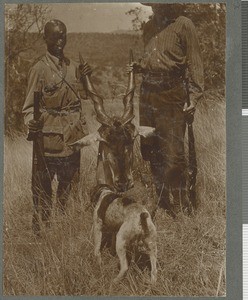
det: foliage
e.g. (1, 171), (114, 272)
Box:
(125, 7), (147, 32)
(184, 4), (226, 90)
(5, 4), (50, 133)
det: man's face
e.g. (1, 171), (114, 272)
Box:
(152, 6), (167, 25)
(44, 24), (66, 58)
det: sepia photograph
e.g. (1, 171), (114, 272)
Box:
(4, 2), (226, 296)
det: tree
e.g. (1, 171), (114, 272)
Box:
(125, 7), (147, 32)
(5, 4), (50, 133)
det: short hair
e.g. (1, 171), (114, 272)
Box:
(44, 20), (67, 37)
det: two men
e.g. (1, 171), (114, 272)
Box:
(130, 3), (204, 216)
(24, 2), (204, 224)
(23, 20), (90, 222)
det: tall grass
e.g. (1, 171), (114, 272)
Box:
(4, 90), (226, 296)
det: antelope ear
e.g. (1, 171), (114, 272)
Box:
(68, 132), (105, 150)
(135, 126), (155, 138)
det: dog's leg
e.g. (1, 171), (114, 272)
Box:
(149, 242), (157, 284)
(144, 226), (157, 283)
(110, 232), (117, 256)
(93, 216), (103, 266)
(113, 225), (129, 283)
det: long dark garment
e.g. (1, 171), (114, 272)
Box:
(140, 81), (189, 214)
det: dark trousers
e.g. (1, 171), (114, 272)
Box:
(140, 82), (189, 214)
(38, 152), (80, 220)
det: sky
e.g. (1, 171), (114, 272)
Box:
(47, 3), (152, 33)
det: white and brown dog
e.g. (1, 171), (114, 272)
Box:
(91, 184), (157, 284)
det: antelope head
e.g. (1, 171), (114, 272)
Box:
(71, 51), (154, 192)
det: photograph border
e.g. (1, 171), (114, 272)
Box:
(1, 0), (242, 299)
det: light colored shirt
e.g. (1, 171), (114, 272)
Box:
(23, 52), (88, 157)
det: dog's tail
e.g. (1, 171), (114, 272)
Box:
(140, 212), (150, 236)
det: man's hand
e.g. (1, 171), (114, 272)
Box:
(183, 101), (196, 124)
(126, 62), (143, 74)
(79, 62), (92, 78)
(28, 119), (43, 135)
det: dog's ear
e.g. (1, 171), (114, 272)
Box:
(90, 184), (115, 206)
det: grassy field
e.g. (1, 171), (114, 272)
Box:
(3, 87), (226, 296)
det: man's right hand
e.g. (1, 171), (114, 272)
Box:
(126, 62), (143, 74)
(28, 119), (43, 135)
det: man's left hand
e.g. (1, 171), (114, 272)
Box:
(126, 62), (143, 74)
(79, 62), (92, 78)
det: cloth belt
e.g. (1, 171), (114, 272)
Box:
(42, 104), (81, 116)
(142, 71), (184, 90)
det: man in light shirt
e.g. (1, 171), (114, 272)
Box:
(23, 20), (90, 224)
